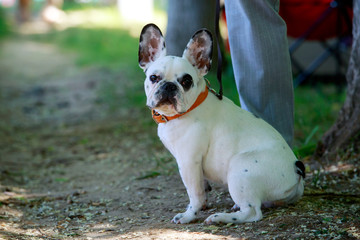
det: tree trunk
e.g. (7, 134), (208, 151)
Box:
(315, 0), (360, 161)
(17, 0), (32, 23)
(166, 0), (216, 57)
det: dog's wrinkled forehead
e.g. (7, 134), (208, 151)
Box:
(147, 56), (197, 80)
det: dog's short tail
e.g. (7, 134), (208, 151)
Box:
(295, 160), (306, 179)
(282, 160), (306, 204)
(284, 160), (306, 204)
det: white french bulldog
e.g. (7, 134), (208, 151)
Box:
(138, 23), (305, 224)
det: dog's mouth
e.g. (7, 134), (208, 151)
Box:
(155, 95), (177, 109)
(154, 82), (178, 109)
(148, 82), (183, 115)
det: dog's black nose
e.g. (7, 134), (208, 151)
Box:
(156, 82), (178, 107)
(162, 82), (177, 92)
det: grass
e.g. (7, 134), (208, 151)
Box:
(16, 4), (346, 157)
(293, 84), (345, 154)
(30, 26), (139, 70)
(0, 6), (9, 38)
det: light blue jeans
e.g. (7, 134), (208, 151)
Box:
(224, 0), (294, 146)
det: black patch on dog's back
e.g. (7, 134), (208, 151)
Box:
(295, 161), (306, 179)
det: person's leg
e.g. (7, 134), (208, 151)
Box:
(224, 0), (294, 146)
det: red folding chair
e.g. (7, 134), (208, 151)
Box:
(279, 0), (353, 86)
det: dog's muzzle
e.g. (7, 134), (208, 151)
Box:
(155, 82), (178, 107)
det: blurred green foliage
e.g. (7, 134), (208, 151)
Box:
(22, 5), (345, 157)
(62, 0), (101, 11)
(293, 84), (345, 156)
(31, 27), (138, 69)
(0, 7), (9, 38)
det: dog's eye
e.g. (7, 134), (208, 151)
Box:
(149, 75), (160, 83)
(179, 74), (193, 91)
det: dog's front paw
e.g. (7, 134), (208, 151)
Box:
(171, 212), (196, 224)
(171, 213), (185, 224)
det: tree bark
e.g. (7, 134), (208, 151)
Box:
(17, 0), (32, 23)
(316, 0), (360, 161)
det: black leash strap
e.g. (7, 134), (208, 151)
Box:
(215, 0), (223, 100)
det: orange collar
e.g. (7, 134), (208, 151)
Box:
(152, 87), (209, 124)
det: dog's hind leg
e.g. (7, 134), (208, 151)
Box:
(205, 178), (262, 224)
(205, 166), (264, 224)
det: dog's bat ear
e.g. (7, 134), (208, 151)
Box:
(138, 24), (166, 71)
(182, 29), (213, 76)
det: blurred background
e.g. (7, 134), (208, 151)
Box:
(0, 0), (359, 239)
(0, 2), (358, 238)
(0, 0), (352, 155)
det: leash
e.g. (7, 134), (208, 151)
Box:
(214, 0), (223, 100)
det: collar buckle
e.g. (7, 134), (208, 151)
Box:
(161, 115), (168, 122)
(152, 109), (168, 123)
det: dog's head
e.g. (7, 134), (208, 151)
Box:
(138, 24), (212, 116)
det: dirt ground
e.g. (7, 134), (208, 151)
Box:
(0, 39), (360, 240)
